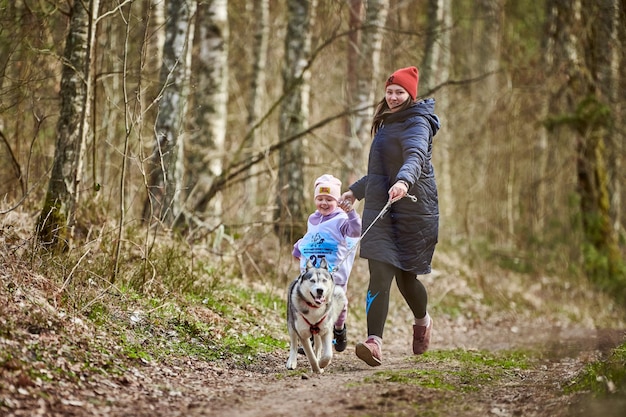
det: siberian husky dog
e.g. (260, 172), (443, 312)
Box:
(286, 258), (347, 373)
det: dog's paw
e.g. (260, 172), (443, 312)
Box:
(319, 355), (332, 369)
(286, 356), (298, 370)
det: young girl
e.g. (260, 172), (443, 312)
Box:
(292, 174), (362, 352)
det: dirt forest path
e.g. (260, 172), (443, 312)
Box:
(198, 327), (620, 417)
(207, 325), (622, 417)
(64, 315), (624, 417)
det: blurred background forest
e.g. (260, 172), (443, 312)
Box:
(0, 0), (624, 304)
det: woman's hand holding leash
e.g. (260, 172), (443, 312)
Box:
(389, 180), (408, 203)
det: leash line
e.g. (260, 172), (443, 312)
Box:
(332, 194), (416, 271)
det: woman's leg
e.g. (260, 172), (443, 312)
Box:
(396, 270), (432, 354)
(365, 259), (397, 338)
(395, 270), (428, 319)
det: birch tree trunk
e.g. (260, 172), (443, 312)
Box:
(341, 0), (363, 185)
(352, 0), (389, 177)
(188, 0), (229, 224)
(422, 0), (452, 220)
(143, 0), (196, 226)
(36, 0), (100, 251)
(245, 0), (270, 203)
(274, 0), (316, 244)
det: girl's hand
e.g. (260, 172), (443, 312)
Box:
(339, 190), (355, 212)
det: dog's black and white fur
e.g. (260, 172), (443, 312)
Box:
(286, 258), (347, 373)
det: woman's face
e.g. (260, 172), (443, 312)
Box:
(385, 84), (410, 112)
(315, 195), (338, 216)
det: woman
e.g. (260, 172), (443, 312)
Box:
(339, 66), (440, 366)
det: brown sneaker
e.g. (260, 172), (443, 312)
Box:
(412, 319), (433, 354)
(355, 337), (382, 366)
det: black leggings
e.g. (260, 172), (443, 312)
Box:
(365, 259), (428, 338)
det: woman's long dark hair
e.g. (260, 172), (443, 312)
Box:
(371, 97), (415, 135)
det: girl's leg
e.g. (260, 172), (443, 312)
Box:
(333, 284), (348, 352)
(365, 259), (397, 338)
(335, 302), (347, 329)
(334, 282), (348, 329)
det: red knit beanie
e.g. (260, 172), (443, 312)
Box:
(385, 66), (419, 100)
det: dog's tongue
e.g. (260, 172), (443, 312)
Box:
(314, 295), (326, 304)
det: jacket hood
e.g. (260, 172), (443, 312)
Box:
(386, 98), (440, 136)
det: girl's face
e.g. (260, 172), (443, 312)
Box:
(385, 84), (410, 112)
(315, 195), (338, 216)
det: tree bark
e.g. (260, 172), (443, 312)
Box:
(244, 0), (270, 202)
(598, 0), (623, 242)
(36, 0), (100, 250)
(188, 0), (229, 223)
(422, 0), (452, 220)
(577, 0), (623, 283)
(535, 0), (563, 235)
(274, 0), (317, 244)
(341, 0), (363, 185)
(351, 0), (389, 180)
(545, 0), (623, 291)
(143, 0), (196, 227)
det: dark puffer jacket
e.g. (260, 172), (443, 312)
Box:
(350, 98), (440, 274)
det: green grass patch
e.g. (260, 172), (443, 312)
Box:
(77, 278), (289, 367)
(106, 297), (286, 365)
(566, 342), (626, 396)
(366, 348), (531, 393)
(423, 348), (531, 369)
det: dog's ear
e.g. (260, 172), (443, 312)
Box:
(305, 259), (315, 270)
(319, 258), (328, 270)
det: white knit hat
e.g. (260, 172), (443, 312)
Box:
(314, 174), (342, 201)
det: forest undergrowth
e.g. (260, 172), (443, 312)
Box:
(1, 211), (625, 416)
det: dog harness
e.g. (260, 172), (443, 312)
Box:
(300, 313), (328, 334)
